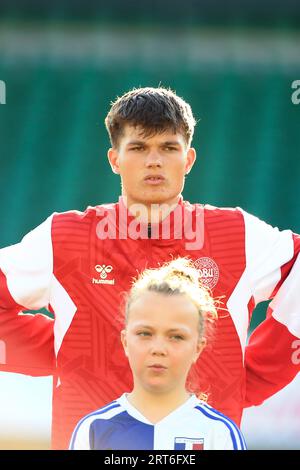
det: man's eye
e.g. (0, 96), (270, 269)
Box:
(164, 147), (177, 151)
(130, 146), (144, 151)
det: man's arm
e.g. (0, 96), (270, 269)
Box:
(0, 216), (56, 375)
(244, 255), (300, 407)
(0, 309), (55, 376)
(239, 209), (300, 407)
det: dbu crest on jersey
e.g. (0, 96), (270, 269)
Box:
(174, 437), (204, 450)
(194, 257), (219, 289)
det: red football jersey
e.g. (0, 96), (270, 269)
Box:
(0, 197), (300, 449)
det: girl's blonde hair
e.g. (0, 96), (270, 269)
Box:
(125, 257), (218, 338)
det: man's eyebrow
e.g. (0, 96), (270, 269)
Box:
(162, 141), (181, 146)
(126, 140), (182, 147)
(126, 140), (146, 146)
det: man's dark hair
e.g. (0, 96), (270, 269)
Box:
(105, 87), (196, 148)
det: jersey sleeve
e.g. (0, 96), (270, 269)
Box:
(241, 209), (300, 406)
(0, 215), (54, 310)
(0, 310), (55, 376)
(241, 209), (300, 304)
(0, 216), (55, 375)
(244, 254), (300, 406)
(69, 417), (92, 450)
(222, 426), (247, 450)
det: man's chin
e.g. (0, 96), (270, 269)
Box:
(136, 191), (179, 206)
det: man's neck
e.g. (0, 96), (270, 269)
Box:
(122, 195), (181, 224)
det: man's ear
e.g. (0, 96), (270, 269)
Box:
(121, 329), (128, 357)
(185, 147), (196, 175)
(107, 148), (120, 175)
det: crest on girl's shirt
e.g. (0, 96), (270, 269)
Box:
(194, 257), (219, 289)
(174, 437), (204, 450)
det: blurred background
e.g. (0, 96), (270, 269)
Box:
(0, 0), (300, 449)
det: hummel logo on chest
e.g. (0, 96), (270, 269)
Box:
(92, 264), (115, 285)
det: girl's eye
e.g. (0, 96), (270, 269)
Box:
(171, 335), (184, 341)
(137, 331), (151, 337)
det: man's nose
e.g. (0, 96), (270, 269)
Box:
(145, 150), (162, 168)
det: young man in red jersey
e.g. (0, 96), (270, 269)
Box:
(0, 87), (299, 449)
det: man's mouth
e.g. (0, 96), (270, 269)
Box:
(144, 175), (165, 185)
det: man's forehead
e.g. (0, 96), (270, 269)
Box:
(122, 125), (185, 144)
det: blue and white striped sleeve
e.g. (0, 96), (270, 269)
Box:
(196, 404), (247, 450)
(69, 416), (93, 450)
(222, 425), (247, 450)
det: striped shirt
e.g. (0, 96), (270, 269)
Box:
(70, 394), (246, 450)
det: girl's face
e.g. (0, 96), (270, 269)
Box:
(121, 291), (205, 395)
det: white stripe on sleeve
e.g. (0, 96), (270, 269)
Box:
(269, 254), (300, 338)
(241, 209), (294, 305)
(0, 215), (54, 309)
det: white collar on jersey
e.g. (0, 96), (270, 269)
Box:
(117, 393), (201, 426)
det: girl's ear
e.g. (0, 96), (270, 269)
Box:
(193, 338), (206, 363)
(121, 329), (128, 357)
